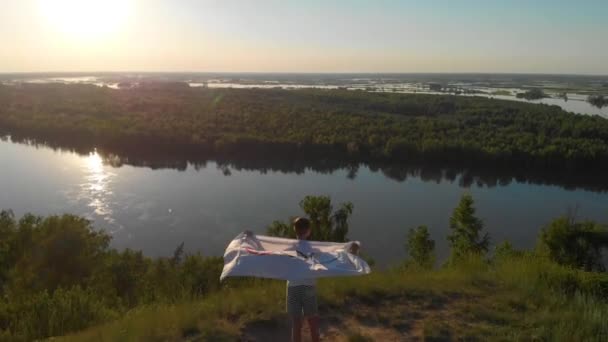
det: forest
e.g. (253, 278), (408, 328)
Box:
(1, 83), (608, 176)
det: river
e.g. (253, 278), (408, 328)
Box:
(1, 139), (607, 265)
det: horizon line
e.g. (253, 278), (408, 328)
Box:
(2, 71), (608, 77)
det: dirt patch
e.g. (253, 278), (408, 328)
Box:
(240, 292), (473, 341)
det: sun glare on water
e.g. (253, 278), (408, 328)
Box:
(38, 0), (133, 40)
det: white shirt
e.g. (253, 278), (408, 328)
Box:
(287, 239), (317, 287)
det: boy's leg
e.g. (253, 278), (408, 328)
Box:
(287, 286), (304, 342)
(306, 315), (320, 342)
(302, 286), (319, 342)
(291, 316), (303, 342)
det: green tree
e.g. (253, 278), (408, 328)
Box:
(0, 211), (228, 340)
(538, 216), (608, 271)
(447, 194), (489, 260)
(405, 225), (435, 268)
(0, 210), (16, 291)
(9, 214), (110, 295)
(266, 220), (295, 239)
(587, 94), (607, 108)
(516, 88), (547, 100)
(493, 240), (521, 262)
(267, 195), (353, 242)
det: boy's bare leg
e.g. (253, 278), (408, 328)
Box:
(291, 316), (303, 342)
(307, 315), (320, 342)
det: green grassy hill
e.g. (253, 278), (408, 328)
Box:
(1, 195), (606, 341)
(58, 256), (608, 341)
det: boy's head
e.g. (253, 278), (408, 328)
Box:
(293, 217), (311, 239)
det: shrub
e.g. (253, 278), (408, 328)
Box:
(8, 214), (110, 295)
(493, 240), (522, 262)
(3, 286), (113, 340)
(538, 216), (608, 271)
(405, 225), (435, 268)
(267, 195), (353, 242)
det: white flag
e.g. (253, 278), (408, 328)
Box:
(220, 232), (371, 281)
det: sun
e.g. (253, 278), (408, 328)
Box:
(38, 0), (133, 40)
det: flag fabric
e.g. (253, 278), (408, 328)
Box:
(220, 231), (371, 281)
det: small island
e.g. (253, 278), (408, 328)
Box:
(516, 88), (547, 100)
(588, 94), (608, 108)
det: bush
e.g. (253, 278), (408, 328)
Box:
(538, 216), (608, 271)
(405, 225), (435, 268)
(8, 214), (110, 295)
(0, 211), (226, 340)
(267, 195), (353, 242)
(3, 286), (113, 340)
(493, 240), (522, 262)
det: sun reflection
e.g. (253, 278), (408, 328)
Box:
(86, 151), (103, 173)
(82, 150), (117, 227)
(85, 152), (105, 190)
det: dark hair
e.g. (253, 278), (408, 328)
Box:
(293, 217), (311, 236)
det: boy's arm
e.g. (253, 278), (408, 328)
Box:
(346, 242), (360, 255)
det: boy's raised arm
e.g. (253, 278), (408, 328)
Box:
(346, 241), (360, 255)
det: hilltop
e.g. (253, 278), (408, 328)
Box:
(1, 194), (607, 341)
(56, 258), (608, 341)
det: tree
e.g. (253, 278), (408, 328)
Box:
(538, 216), (608, 271)
(266, 220), (295, 239)
(170, 242), (185, 266)
(587, 94), (607, 108)
(267, 195), (353, 242)
(0, 210), (16, 290)
(493, 240), (521, 262)
(428, 83), (442, 92)
(405, 225), (435, 268)
(9, 214), (111, 294)
(447, 194), (489, 260)
(516, 88), (547, 100)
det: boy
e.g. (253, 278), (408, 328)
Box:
(287, 217), (319, 342)
(287, 217), (360, 342)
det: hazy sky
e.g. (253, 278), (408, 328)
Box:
(1, 0), (607, 74)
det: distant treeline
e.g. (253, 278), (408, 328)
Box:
(2, 83), (608, 176)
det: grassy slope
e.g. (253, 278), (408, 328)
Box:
(58, 256), (608, 342)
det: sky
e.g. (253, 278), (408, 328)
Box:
(1, 0), (607, 74)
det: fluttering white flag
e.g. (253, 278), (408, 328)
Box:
(220, 232), (371, 281)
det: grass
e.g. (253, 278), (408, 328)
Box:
(490, 90), (512, 96)
(56, 256), (608, 342)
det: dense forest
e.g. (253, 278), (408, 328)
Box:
(1, 83), (608, 176)
(0, 195), (607, 340)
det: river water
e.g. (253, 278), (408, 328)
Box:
(1, 139), (606, 265)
